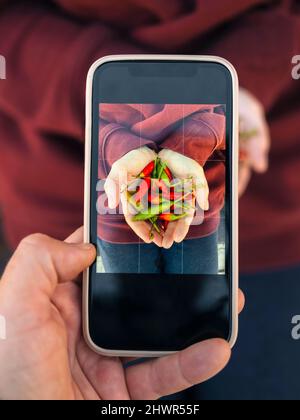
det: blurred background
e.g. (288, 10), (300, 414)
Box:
(0, 0), (300, 400)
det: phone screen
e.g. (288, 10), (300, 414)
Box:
(88, 60), (235, 352)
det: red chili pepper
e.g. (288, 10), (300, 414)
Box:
(135, 177), (151, 203)
(158, 213), (187, 222)
(239, 150), (248, 162)
(139, 160), (155, 178)
(164, 166), (173, 181)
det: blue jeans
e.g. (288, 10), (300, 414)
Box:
(98, 232), (218, 275)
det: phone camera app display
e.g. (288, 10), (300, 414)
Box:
(96, 103), (226, 276)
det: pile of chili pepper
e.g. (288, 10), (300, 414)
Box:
(126, 158), (196, 240)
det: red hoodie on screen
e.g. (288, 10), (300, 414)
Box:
(0, 0), (299, 272)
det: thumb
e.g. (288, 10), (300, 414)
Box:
(2, 233), (96, 297)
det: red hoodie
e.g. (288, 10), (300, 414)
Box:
(0, 0), (299, 272)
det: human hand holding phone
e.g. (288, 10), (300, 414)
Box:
(0, 228), (244, 400)
(158, 149), (209, 249)
(104, 146), (163, 247)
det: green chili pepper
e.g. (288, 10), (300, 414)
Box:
(149, 225), (155, 241)
(164, 166), (173, 181)
(240, 129), (259, 141)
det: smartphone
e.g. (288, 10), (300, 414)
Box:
(83, 55), (239, 357)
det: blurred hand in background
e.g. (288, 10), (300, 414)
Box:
(239, 88), (271, 196)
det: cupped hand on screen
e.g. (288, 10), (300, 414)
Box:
(104, 147), (162, 247)
(158, 149), (209, 249)
(0, 227), (245, 400)
(239, 88), (271, 196)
